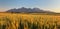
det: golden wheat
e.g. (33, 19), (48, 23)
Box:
(0, 13), (60, 29)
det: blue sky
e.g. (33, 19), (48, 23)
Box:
(0, 0), (60, 13)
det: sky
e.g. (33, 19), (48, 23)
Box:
(0, 0), (60, 13)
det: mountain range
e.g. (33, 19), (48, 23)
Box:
(6, 7), (55, 13)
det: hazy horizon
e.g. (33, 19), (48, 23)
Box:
(0, 0), (60, 13)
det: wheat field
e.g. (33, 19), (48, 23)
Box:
(0, 13), (60, 29)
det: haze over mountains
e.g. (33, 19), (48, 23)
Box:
(6, 7), (54, 13)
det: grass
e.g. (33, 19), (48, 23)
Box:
(0, 13), (60, 29)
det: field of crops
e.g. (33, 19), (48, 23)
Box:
(0, 13), (60, 29)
